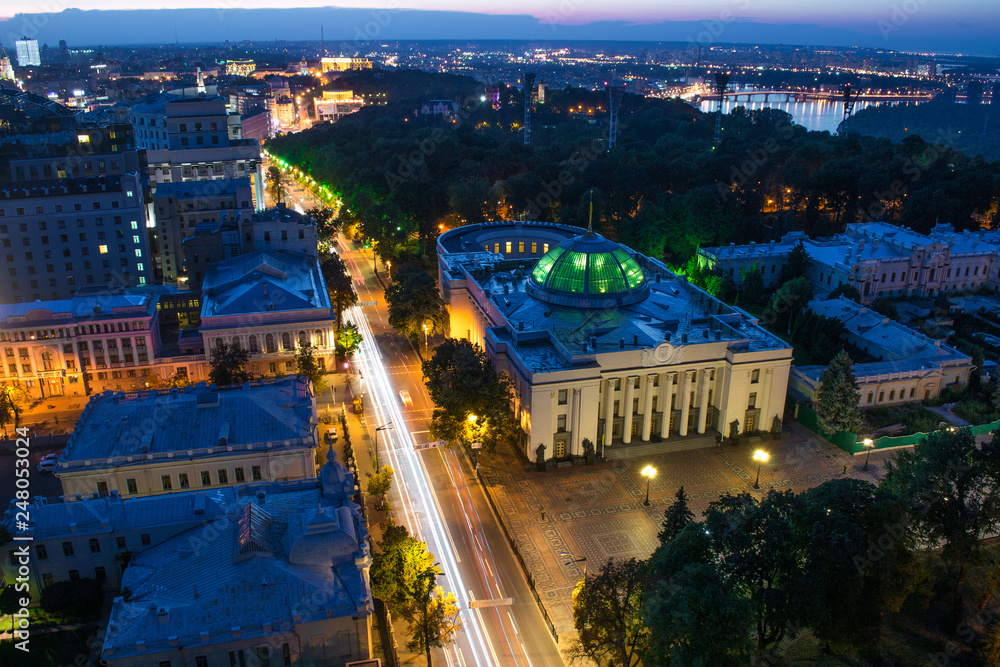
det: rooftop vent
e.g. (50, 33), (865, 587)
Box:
(619, 338), (625, 349)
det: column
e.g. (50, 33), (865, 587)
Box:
(761, 368), (774, 431)
(602, 377), (615, 447)
(697, 368), (712, 434)
(660, 372), (674, 439)
(571, 388), (582, 456)
(254, 162), (265, 212)
(622, 375), (636, 444)
(641, 374), (656, 441)
(678, 370), (692, 437)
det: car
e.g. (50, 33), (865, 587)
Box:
(399, 390), (413, 407)
(37, 453), (59, 473)
(324, 429), (338, 444)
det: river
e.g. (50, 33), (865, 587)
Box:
(697, 96), (919, 134)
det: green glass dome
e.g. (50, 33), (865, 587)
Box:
(527, 231), (649, 308)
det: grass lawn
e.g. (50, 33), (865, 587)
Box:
(0, 624), (99, 666)
(863, 403), (945, 436)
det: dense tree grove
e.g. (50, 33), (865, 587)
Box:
(267, 70), (1000, 270)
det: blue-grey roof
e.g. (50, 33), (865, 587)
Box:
(102, 459), (370, 662)
(153, 177), (251, 199)
(0, 290), (157, 327)
(201, 249), (332, 318)
(60, 377), (316, 471)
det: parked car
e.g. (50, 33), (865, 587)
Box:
(324, 429), (338, 444)
(37, 453), (59, 473)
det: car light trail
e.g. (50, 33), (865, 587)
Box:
(347, 303), (501, 667)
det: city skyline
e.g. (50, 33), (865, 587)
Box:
(1, 3), (998, 56)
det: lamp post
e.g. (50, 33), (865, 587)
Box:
(422, 322), (429, 353)
(560, 551), (588, 578)
(641, 465), (657, 507)
(374, 422), (393, 469)
(753, 449), (769, 489)
(862, 437), (875, 470)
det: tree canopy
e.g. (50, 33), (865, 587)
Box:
(320, 253), (359, 327)
(209, 342), (252, 387)
(294, 343), (326, 395)
(385, 264), (449, 341)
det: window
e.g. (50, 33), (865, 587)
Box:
(518, 241), (525, 253)
(229, 650), (247, 667)
(218, 469), (229, 484)
(557, 414), (567, 432)
(252, 465), (262, 481)
(910, 387), (916, 398)
(179, 473), (189, 489)
(235, 467), (245, 482)
(95, 566), (107, 582)
(282, 643), (292, 667)
(126, 478), (137, 494)
(558, 389), (568, 405)
(62, 541), (74, 557)
(36, 544), (48, 560)
(161, 474), (172, 490)
(867, 392), (873, 404)
(42, 573), (53, 588)
(141, 534), (151, 547)
(116, 536), (127, 550)
(751, 369), (760, 383)
(89, 538), (101, 553)
(889, 390), (895, 400)
(257, 647), (271, 667)
(68, 570), (80, 582)
(748, 392), (757, 409)
(878, 391), (885, 402)
(196, 658), (209, 667)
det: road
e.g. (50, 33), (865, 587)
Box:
(281, 178), (564, 666)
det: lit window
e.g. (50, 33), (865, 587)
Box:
(131, 221), (138, 229)
(98, 245), (108, 254)
(132, 235), (140, 244)
(77, 134), (90, 143)
(135, 249), (142, 257)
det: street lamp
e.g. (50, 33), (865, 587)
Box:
(374, 422), (394, 469)
(862, 437), (875, 470)
(422, 322), (429, 352)
(560, 551), (588, 578)
(641, 465), (657, 507)
(753, 449), (769, 489)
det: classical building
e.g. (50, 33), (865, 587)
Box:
(698, 222), (1000, 303)
(319, 57), (372, 73)
(151, 178), (254, 284)
(199, 249), (336, 377)
(789, 296), (974, 407)
(438, 222), (794, 460)
(99, 453), (372, 667)
(55, 377), (319, 499)
(225, 59), (256, 77)
(0, 287), (207, 399)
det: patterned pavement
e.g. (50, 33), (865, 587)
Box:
(478, 422), (885, 640)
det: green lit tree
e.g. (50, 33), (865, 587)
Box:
(0, 583), (19, 633)
(366, 464), (394, 509)
(209, 342), (252, 387)
(336, 321), (363, 358)
(266, 165), (288, 205)
(739, 263), (766, 306)
(815, 350), (863, 435)
(295, 343), (327, 395)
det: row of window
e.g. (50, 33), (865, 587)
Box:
(0, 199), (128, 217)
(150, 465), (264, 493)
(1, 216), (135, 233)
(214, 330), (329, 354)
(12, 159), (123, 181)
(26, 532), (150, 562)
(489, 241), (549, 255)
(866, 386), (928, 404)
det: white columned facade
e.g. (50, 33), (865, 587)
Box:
(678, 370), (692, 437)
(571, 387), (582, 455)
(641, 373), (656, 441)
(601, 377), (615, 446)
(697, 368), (712, 434)
(660, 372), (674, 439)
(622, 375), (636, 444)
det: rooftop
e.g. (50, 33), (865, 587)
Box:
(200, 249), (331, 318)
(153, 177), (251, 199)
(59, 377), (316, 470)
(0, 288), (157, 328)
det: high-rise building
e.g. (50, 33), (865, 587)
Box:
(14, 37), (40, 67)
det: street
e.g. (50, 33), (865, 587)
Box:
(279, 176), (564, 665)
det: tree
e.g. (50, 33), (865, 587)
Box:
(407, 583), (462, 667)
(336, 321), (363, 357)
(422, 338), (515, 453)
(39, 578), (104, 620)
(370, 521), (437, 611)
(702, 492), (801, 661)
(208, 342), (252, 387)
(779, 239), (810, 284)
(569, 558), (649, 667)
(367, 464), (394, 509)
(870, 296), (900, 321)
(739, 263), (766, 306)
(307, 206), (339, 245)
(320, 254), (359, 328)
(969, 345), (986, 394)
(815, 350), (863, 435)
(266, 165), (287, 205)
(827, 283), (862, 301)
(763, 276), (813, 334)
(658, 486), (695, 545)
(385, 264), (449, 342)
(0, 383), (29, 437)
(295, 343), (327, 395)
(0, 584), (19, 633)
(885, 427), (1000, 619)
(794, 478), (914, 652)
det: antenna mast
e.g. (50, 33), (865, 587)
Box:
(523, 71), (536, 146)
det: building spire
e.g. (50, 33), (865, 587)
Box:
(587, 190), (594, 235)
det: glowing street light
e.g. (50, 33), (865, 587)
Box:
(862, 437), (875, 470)
(753, 449), (769, 489)
(641, 465), (657, 506)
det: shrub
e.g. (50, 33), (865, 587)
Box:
(39, 578), (103, 621)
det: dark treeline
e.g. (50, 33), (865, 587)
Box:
(268, 70), (1000, 268)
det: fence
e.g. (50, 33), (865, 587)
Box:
(792, 401), (1000, 454)
(475, 466), (560, 644)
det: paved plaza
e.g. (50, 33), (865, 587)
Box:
(478, 423), (888, 644)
